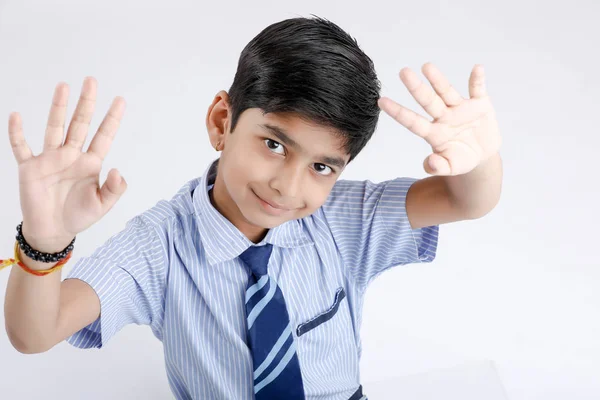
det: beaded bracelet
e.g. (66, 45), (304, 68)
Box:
(0, 241), (73, 276)
(16, 222), (75, 263)
(1, 221), (75, 276)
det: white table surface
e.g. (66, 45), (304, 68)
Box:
(361, 360), (509, 400)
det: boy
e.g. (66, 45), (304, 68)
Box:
(4, 16), (502, 400)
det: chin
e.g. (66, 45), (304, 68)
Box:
(245, 208), (296, 229)
(249, 210), (288, 228)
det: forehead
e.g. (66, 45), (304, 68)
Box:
(241, 108), (350, 167)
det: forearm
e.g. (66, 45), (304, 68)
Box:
(4, 236), (66, 354)
(443, 152), (503, 218)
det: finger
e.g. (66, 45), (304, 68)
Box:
(468, 64), (487, 98)
(87, 96), (126, 162)
(446, 97), (492, 130)
(63, 76), (97, 151)
(399, 67), (448, 120)
(423, 153), (452, 176)
(421, 63), (464, 107)
(379, 97), (453, 148)
(8, 112), (33, 164)
(378, 97), (433, 139)
(98, 168), (127, 215)
(43, 82), (70, 151)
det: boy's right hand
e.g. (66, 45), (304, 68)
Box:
(8, 77), (128, 252)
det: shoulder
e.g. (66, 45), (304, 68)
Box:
(135, 177), (203, 242)
(321, 176), (418, 215)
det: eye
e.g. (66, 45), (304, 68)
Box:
(264, 139), (285, 155)
(314, 163), (334, 176)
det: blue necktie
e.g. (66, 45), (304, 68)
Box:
(240, 243), (305, 399)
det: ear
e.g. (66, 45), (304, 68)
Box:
(206, 90), (231, 150)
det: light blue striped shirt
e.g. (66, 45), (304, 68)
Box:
(65, 158), (439, 399)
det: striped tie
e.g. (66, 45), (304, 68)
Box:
(240, 244), (305, 399)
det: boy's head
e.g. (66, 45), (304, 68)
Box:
(205, 15), (381, 241)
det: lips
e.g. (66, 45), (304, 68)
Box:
(252, 190), (293, 211)
(259, 196), (289, 210)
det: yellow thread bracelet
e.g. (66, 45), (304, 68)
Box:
(0, 241), (71, 276)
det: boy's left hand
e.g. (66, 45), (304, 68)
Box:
(378, 63), (502, 176)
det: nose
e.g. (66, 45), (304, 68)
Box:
(270, 164), (303, 199)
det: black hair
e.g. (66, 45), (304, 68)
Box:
(227, 15), (381, 164)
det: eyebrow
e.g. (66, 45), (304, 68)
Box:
(258, 123), (347, 169)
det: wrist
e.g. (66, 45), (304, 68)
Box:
(17, 246), (61, 272)
(20, 228), (71, 252)
(17, 222), (75, 267)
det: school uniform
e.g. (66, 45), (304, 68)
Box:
(65, 158), (439, 399)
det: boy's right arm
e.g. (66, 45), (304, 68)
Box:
(4, 77), (127, 353)
(4, 239), (100, 354)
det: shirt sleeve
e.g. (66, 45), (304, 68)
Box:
(63, 215), (167, 349)
(321, 177), (439, 291)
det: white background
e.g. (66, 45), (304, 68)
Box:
(1, 0), (598, 399)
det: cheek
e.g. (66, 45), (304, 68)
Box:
(222, 154), (265, 199)
(225, 147), (257, 178)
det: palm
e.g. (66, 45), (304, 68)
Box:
(431, 97), (500, 175)
(18, 149), (105, 239)
(378, 63), (502, 176)
(8, 77), (127, 246)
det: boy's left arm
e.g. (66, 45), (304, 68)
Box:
(378, 62), (503, 229)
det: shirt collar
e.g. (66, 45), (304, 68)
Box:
(193, 158), (314, 266)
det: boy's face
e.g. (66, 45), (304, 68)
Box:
(206, 91), (350, 243)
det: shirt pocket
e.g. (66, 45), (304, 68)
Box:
(296, 286), (346, 337)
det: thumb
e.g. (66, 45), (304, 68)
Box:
(423, 153), (451, 176)
(99, 168), (127, 214)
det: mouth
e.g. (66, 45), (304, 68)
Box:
(252, 190), (295, 215)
